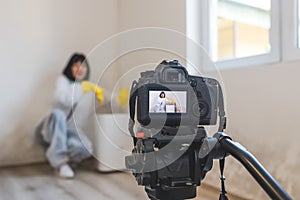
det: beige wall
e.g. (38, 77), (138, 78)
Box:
(119, 0), (186, 32)
(117, 0), (186, 79)
(203, 61), (300, 199)
(0, 0), (119, 166)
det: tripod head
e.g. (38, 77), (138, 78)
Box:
(126, 126), (227, 200)
(126, 129), (292, 200)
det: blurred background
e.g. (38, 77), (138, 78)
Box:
(0, 0), (299, 199)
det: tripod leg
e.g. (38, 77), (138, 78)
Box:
(219, 158), (229, 200)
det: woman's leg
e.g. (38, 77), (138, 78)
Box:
(39, 109), (69, 168)
(67, 129), (93, 163)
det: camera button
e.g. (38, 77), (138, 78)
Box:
(136, 132), (145, 138)
(190, 79), (197, 87)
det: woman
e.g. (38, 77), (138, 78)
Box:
(155, 92), (168, 112)
(35, 53), (103, 178)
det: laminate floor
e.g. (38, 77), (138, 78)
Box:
(0, 163), (246, 200)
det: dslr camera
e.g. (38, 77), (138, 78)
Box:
(126, 60), (292, 200)
(126, 60), (226, 200)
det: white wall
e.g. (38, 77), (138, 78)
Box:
(0, 0), (119, 166)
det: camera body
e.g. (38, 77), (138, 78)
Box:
(126, 60), (225, 200)
(136, 60), (220, 128)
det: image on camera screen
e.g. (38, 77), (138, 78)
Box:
(149, 91), (187, 113)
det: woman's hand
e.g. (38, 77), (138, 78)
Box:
(82, 81), (104, 105)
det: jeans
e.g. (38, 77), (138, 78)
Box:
(35, 109), (93, 168)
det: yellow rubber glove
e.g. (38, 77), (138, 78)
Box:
(116, 88), (129, 109)
(170, 98), (175, 104)
(82, 81), (96, 93)
(82, 81), (104, 105)
(95, 87), (104, 105)
(162, 98), (168, 102)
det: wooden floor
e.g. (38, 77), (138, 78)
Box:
(0, 163), (246, 200)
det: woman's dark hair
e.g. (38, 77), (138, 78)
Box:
(63, 53), (90, 81)
(159, 92), (166, 98)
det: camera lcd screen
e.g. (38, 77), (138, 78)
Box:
(149, 91), (187, 113)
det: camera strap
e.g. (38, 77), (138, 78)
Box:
(129, 80), (138, 145)
(218, 86), (227, 132)
(217, 86), (228, 199)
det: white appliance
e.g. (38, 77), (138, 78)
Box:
(93, 113), (133, 172)
(166, 105), (175, 113)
